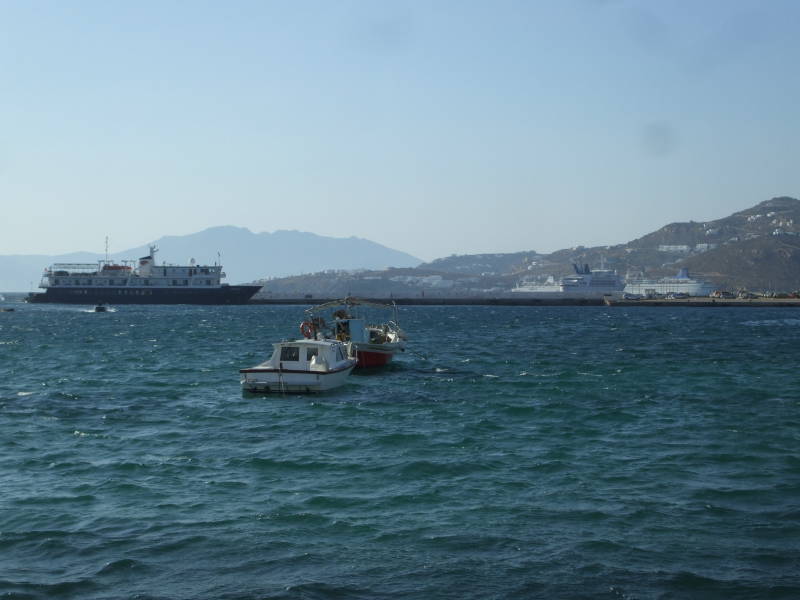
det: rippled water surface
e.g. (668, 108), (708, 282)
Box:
(1, 301), (799, 599)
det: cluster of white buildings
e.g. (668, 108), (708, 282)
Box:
(657, 243), (718, 253)
(389, 275), (455, 289)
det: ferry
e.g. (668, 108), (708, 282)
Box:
(511, 263), (625, 298)
(624, 268), (715, 297)
(27, 245), (261, 305)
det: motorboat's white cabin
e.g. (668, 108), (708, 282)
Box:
(265, 339), (353, 372)
(240, 338), (356, 393)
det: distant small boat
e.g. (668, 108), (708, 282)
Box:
(94, 304), (109, 312)
(240, 338), (357, 393)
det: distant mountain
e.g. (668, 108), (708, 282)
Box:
(419, 251), (541, 276)
(118, 227), (422, 282)
(516, 196), (800, 291)
(259, 196), (800, 296)
(617, 196), (800, 290)
(6, 199), (800, 294)
(628, 196), (800, 249)
(680, 235), (800, 291)
(0, 227), (422, 292)
(0, 252), (102, 294)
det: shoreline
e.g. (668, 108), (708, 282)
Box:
(5, 292), (800, 308)
(249, 297), (606, 306)
(604, 297), (800, 307)
(249, 297), (800, 307)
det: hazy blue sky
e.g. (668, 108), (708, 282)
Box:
(1, 0), (798, 261)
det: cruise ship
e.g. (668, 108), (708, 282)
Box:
(511, 263), (625, 298)
(27, 245), (261, 305)
(624, 268), (715, 297)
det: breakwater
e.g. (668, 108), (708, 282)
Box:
(604, 297), (800, 307)
(250, 296), (800, 307)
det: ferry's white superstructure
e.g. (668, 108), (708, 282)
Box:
(28, 245), (261, 304)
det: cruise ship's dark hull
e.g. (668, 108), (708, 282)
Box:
(27, 285), (262, 305)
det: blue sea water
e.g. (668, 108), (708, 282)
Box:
(1, 301), (799, 599)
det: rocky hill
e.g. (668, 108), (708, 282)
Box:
(420, 252), (542, 276)
(259, 197), (800, 296)
(681, 235), (800, 291)
(508, 196), (800, 291)
(5, 197), (797, 295)
(256, 266), (517, 299)
(629, 197), (799, 249)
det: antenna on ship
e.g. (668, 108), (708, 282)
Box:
(105, 236), (109, 263)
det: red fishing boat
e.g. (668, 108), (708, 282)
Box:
(301, 298), (407, 368)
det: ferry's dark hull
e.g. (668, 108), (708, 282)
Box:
(27, 285), (262, 305)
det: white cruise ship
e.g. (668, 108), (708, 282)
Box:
(511, 263), (625, 298)
(624, 268), (715, 297)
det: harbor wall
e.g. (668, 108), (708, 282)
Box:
(249, 297), (800, 307)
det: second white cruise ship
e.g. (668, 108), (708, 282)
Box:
(511, 263), (625, 298)
(624, 268), (715, 297)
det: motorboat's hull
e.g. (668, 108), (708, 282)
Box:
(240, 364), (355, 393)
(353, 342), (404, 368)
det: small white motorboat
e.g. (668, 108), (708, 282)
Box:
(240, 338), (357, 393)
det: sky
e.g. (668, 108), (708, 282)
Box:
(1, 0), (798, 262)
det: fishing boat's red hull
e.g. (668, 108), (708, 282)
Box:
(356, 349), (395, 368)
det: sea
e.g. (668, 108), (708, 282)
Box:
(1, 299), (798, 599)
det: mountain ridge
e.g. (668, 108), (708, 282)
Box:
(0, 227), (422, 292)
(258, 196), (800, 296)
(4, 197), (799, 294)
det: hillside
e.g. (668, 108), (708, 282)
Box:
(5, 198), (799, 295)
(256, 266), (516, 299)
(120, 227), (422, 282)
(420, 251), (541, 276)
(259, 197), (800, 296)
(629, 196), (800, 249)
(681, 235), (800, 291)
(506, 197), (800, 291)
